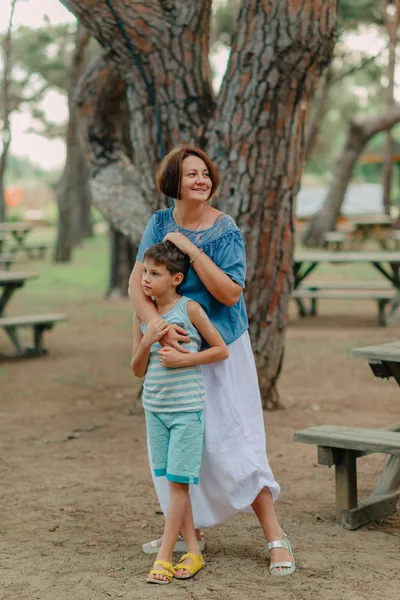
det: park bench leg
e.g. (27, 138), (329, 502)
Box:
(295, 298), (308, 317)
(377, 300), (388, 327)
(31, 325), (51, 355)
(4, 325), (25, 356)
(0, 284), (21, 316)
(310, 298), (317, 316)
(335, 450), (357, 526)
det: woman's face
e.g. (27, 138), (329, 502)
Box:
(179, 155), (212, 203)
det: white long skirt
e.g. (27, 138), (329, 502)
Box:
(148, 330), (280, 528)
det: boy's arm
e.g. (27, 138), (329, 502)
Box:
(131, 314), (151, 378)
(158, 301), (228, 368)
(131, 314), (169, 377)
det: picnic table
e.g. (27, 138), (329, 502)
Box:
(293, 251), (400, 325)
(294, 340), (400, 529)
(0, 271), (38, 317)
(349, 214), (393, 243)
(0, 270), (67, 356)
(0, 222), (32, 253)
(0, 222), (47, 258)
(0, 233), (7, 253)
(350, 341), (400, 522)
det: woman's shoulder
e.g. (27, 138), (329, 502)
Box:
(205, 210), (243, 246)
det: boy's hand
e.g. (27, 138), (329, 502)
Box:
(159, 324), (191, 352)
(158, 346), (189, 368)
(143, 318), (170, 346)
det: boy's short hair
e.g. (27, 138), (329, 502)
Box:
(143, 241), (190, 277)
(156, 145), (219, 200)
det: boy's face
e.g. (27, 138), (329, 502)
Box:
(142, 259), (183, 297)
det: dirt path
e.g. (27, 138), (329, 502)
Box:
(0, 295), (399, 600)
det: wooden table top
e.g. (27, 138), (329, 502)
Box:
(0, 222), (32, 233)
(352, 341), (400, 363)
(0, 271), (38, 284)
(350, 215), (393, 226)
(295, 251), (400, 263)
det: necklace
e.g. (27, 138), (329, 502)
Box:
(174, 203), (205, 231)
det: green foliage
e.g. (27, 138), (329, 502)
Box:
(12, 24), (76, 91)
(5, 154), (48, 184)
(211, 0), (240, 46)
(338, 0), (383, 29)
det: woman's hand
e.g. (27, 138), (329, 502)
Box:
(163, 232), (197, 257)
(159, 324), (191, 353)
(143, 317), (170, 346)
(158, 347), (190, 368)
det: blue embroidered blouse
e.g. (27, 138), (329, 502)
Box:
(136, 207), (249, 346)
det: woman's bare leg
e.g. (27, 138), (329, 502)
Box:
(251, 487), (293, 573)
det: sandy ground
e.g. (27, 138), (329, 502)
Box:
(0, 291), (399, 600)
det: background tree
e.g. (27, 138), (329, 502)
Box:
(12, 21), (98, 260)
(1, 0), (18, 221)
(61, 0), (337, 407)
(302, 0), (400, 247)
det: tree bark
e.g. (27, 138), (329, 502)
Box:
(303, 106), (400, 248)
(205, 1), (337, 405)
(54, 24), (91, 262)
(63, 0), (337, 407)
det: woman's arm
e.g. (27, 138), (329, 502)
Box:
(158, 301), (229, 369)
(163, 233), (242, 307)
(128, 260), (191, 350)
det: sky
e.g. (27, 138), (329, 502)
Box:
(0, 1), (391, 172)
(1, 0), (75, 170)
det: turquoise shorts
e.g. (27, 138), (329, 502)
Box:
(145, 410), (204, 485)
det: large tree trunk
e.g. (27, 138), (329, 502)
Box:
(54, 25), (91, 262)
(303, 107), (400, 248)
(63, 0), (337, 407)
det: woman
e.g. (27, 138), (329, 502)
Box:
(129, 145), (295, 577)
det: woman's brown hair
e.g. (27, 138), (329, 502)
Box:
(156, 145), (219, 200)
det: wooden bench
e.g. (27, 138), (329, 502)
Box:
(0, 313), (67, 357)
(291, 288), (396, 326)
(299, 280), (391, 291)
(24, 244), (48, 259)
(294, 424), (400, 529)
(0, 254), (20, 271)
(323, 231), (347, 251)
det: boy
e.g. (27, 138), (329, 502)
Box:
(131, 241), (228, 584)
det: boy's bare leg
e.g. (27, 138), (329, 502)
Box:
(148, 481), (190, 582)
(174, 495), (203, 577)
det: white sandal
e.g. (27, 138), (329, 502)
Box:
(268, 532), (296, 576)
(142, 533), (205, 554)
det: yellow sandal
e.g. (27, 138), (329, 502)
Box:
(146, 560), (175, 585)
(173, 553), (204, 580)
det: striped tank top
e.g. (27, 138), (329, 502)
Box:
(141, 296), (205, 413)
